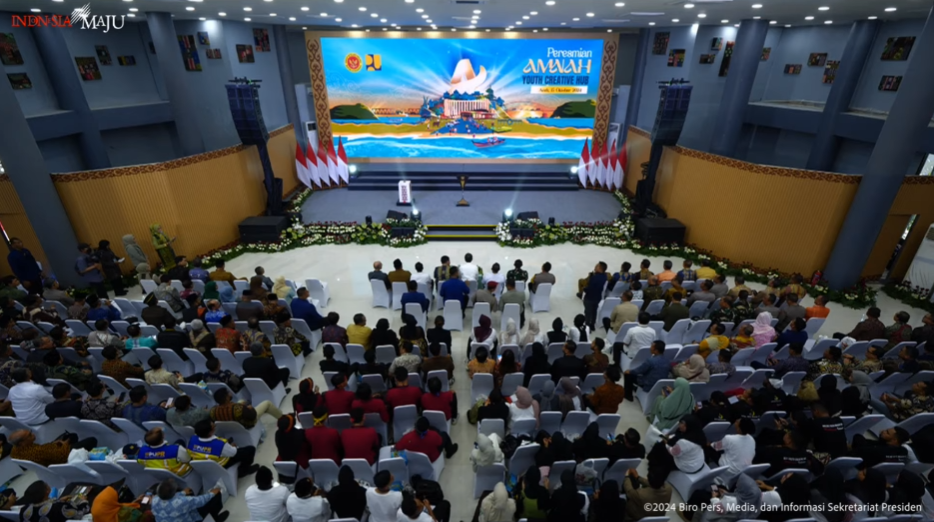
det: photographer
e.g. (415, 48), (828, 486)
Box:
(75, 243), (107, 298)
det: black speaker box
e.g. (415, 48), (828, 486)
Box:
(516, 211), (539, 220)
(239, 215), (290, 243)
(386, 210), (408, 220)
(635, 217), (686, 244)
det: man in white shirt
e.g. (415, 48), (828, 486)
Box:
(711, 417), (757, 481)
(459, 253), (479, 282)
(8, 368), (53, 426)
(397, 496), (437, 522)
(287, 477), (331, 522)
(367, 470), (403, 522)
(622, 312), (657, 358)
(245, 466), (290, 522)
(411, 262), (433, 288)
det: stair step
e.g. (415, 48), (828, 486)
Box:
(426, 225), (499, 242)
(426, 224), (496, 230)
(349, 183), (577, 191)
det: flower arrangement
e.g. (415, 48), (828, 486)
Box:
(883, 280), (934, 313)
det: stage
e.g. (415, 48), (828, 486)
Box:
(299, 188), (623, 225)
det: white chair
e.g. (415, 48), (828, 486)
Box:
(85, 460), (139, 493)
(378, 457), (409, 486)
(826, 456), (864, 480)
(562, 411), (590, 439)
(501, 303), (520, 332)
(546, 342), (565, 364)
(548, 460), (577, 489)
(667, 465), (729, 501)
(730, 348), (756, 367)
(472, 302), (492, 329)
(780, 372), (807, 395)
(501, 372), (524, 397)
(598, 297), (621, 325)
(328, 414), (353, 433)
(466, 280), (478, 309)
(842, 341), (870, 360)
(371, 279), (391, 308)
(346, 343), (367, 366)
(393, 405), (418, 440)
(645, 299), (665, 316)
(804, 318), (825, 338)
(156, 348), (194, 375)
(373, 344), (395, 365)
(49, 462), (105, 485)
(305, 279), (330, 308)
(442, 300), (463, 331)
(243, 378), (287, 408)
(479, 418), (506, 439)
(0, 457), (22, 488)
(179, 382), (217, 408)
(272, 344), (304, 377)
(183, 348), (210, 375)
(602, 458), (642, 486)
(392, 282), (407, 310)
(424, 370), (450, 393)
(637, 379), (674, 416)
(291, 318), (322, 351)
(471, 373), (495, 402)
(214, 420), (263, 447)
(407, 449), (443, 481)
(66, 319), (92, 336)
(683, 320), (711, 344)
(13, 460), (66, 489)
(0, 417), (59, 443)
(580, 373), (605, 395)
(405, 303), (427, 330)
(664, 319), (692, 345)
(511, 418), (538, 438)
(416, 281), (433, 309)
(595, 414), (620, 439)
(424, 410), (450, 436)
(112, 417), (149, 445)
(142, 420), (183, 445)
(539, 411), (562, 434)
(703, 421), (732, 443)
(742, 369), (774, 388)
(342, 458), (375, 485)
(190, 459), (239, 496)
(141, 280), (158, 294)
(527, 374), (551, 396)
(622, 346), (651, 373)
(474, 463), (506, 498)
(210, 348), (244, 374)
(530, 283), (552, 313)
(274, 460), (311, 484)
(508, 443), (540, 477)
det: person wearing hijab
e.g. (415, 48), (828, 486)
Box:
(480, 482), (516, 522)
(697, 473), (762, 522)
(534, 430), (575, 468)
(752, 312), (777, 348)
(472, 315), (497, 359)
(327, 465), (368, 521)
(272, 277), (296, 303)
(886, 471), (925, 515)
(188, 319), (216, 352)
(203, 281), (220, 301)
(758, 473), (810, 522)
(650, 377), (695, 430)
(568, 314), (589, 343)
(90, 485), (148, 522)
(674, 354), (711, 383)
(219, 284), (236, 303)
(292, 378), (319, 414)
(150, 223), (176, 269)
(590, 479), (623, 522)
(398, 313), (427, 355)
(470, 433), (504, 471)
(522, 342), (551, 388)
(276, 413), (311, 472)
(547, 318), (567, 344)
(370, 318), (399, 352)
(518, 466), (551, 521)
(493, 349), (521, 389)
(557, 376), (582, 418)
(521, 318), (546, 347)
(122, 234), (148, 269)
(573, 422), (607, 462)
(500, 318), (520, 347)
(548, 469), (585, 522)
(508, 386), (540, 428)
(535, 379), (559, 412)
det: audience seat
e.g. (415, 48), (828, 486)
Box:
(682, 320), (711, 344)
(214, 420), (263, 448)
(561, 411), (589, 439)
(500, 303), (520, 332)
(664, 319), (692, 345)
(479, 418), (505, 439)
(13, 460), (66, 490)
(443, 300), (463, 331)
(527, 374), (551, 396)
(637, 379), (675, 417)
(211, 349), (244, 374)
(667, 465), (729, 502)
(377, 457), (409, 486)
(274, 461), (311, 484)
(271, 344), (305, 377)
(471, 373), (494, 403)
(342, 458), (375, 484)
(530, 284), (552, 313)
(511, 418), (537, 439)
(595, 414), (620, 439)
(508, 443), (540, 477)
(405, 303), (427, 330)
(371, 280), (391, 308)
(243, 378), (287, 408)
(500, 372), (524, 397)
(393, 405), (418, 440)
(408, 449), (444, 482)
(474, 463), (506, 498)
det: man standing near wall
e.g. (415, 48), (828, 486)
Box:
(75, 243), (106, 298)
(7, 238), (42, 293)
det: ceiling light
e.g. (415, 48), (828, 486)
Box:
(818, 6), (829, 10)
(302, 26), (307, 29)
(426, 19), (432, 23)
(543, 27), (548, 31)
(289, 16), (296, 20)
(769, 20), (776, 24)
(753, 16), (760, 19)
(607, 29), (612, 32)
(358, 6), (366, 11)
(52, 0), (63, 2)
(721, 19), (728, 23)
(885, 7), (897, 11)
(515, 21), (522, 25)
(451, 28), (456, 31)
(380, 18), (386, 22)
(335, 18), (342, 22)
(406, 0), (414, 3)
(649, 22), (655, 25)
(219, 12), (226, 16)
(320, 12), (327, 16)
(546, 1), (556, 5)
(417, 27), (422, 30)
(468, 25), (475, 28)
(198, 17), (207, 20)
(416, 8), (424, 13)
(129, 8), (138, 12)
(868, 15), (878, 19)
(530, 11), (538, 15)
(422, 14), (428, 19)
(128, 13), (136, 17)
(533, 29), (538, 32)
(473, 10), (481, 14)
(784, 24), (791, 27)
(523, 15), (529, 19)
(751, 4), (762, 8)
(366, 29), (369, 32)
(572, 17), (579, 21)
(301, 7), (309, 11)
(561, 22), (566, 25)
(697, 13), (706, 18)
(334, 0), (344, 3)
(243, 7), (251, 11)
(269, 13), (276, 16)
(672, 18), (680, 22)
(351, 23), (358, 27)
(734, 23), (739, 26)
(586, 12), (595, 17)
(485, 28), (490, 31)
(370, 13), (378, 17)
(382, 28), (387, 31)
(615, 1), (625, 5)
(244, 17), (251, 21)
(805, 16), (814, 20)
(684, 3), (694, 8)
(186, 6), (195, 11)
(824, 20), (832, 24)
(263, 0), (272, 2)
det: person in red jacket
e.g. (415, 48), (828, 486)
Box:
(395, 417), (445, 462)
(304, 406), (342, 463)
(340, 408), (382, 465)
(420, 377), (458, 422)
(385, 367), (423, 413)
(351, 383), (389, 423)
(319, 373), (355, 415)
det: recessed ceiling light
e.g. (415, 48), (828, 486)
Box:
(219, 12), (226, 16)
(426, 19), (432, 23)
(303, 26), (307, 29)
(186, 6), (195, 11)
(672, 18), (679, 22)
(263, 0), (272, 2)
(530, 11), (538, 15)
(335, 18), (342, 22)
(607, 29), (612, 32)
(473, 10), (481, 14)
(805, 16), (814, 20)
(320, 12), (327, 16)
(885, 7), (897, 11)
(818, 6), (829, 10)
(243, 7), (251, 11)
(751, 4), (763, 8)
(824, 20), (832, 24)
(451, 28), (456, 31)
(380, 18), (387, 22)
(486, 28), (490, 31)
(572, 17), (579, 21)
(697, 13), (706, 18)
(351, 23), (358, 27)
(129, 8), (138, 12)
(753, 16), (760, 19)
(523, 16), (529, 19)
(417, 27), (422, 30)
(769, 20), (776, 24)
(649, 22), (655, 25)
(586, 12), (594, 17)
(405, 0), (414, 3)
(52, 0), (63, 2)
(684, 3), (694, 8)
(615, 2), (625, 5)
(289, 17), (296, 20)
(533, 29), (538, 32)
(358, 6), (366, 11)
(301, 7), (309, 11)
(128, 13), (136, 17)
(543, 27), (548, 31)
(382, 28), (387, 31)
(244, 17), (251, 21)
(269, 13), (276, 16)
(734, 23), (739, 27)
(560, 21), (566, 25)
(198, 17), (206, 20)
(516, 21), (522, 25)
(720, 19), (728, 23)
(370, 13), (378, 17)
(468, 25), (475, 28)
(546, 1), (555, 5)
(334, 0), (343, 3)
(422, 15), (428, 19)
(784, 24), (791, 27)
(416, 8), (424, 13)
(365, 29), (369, 32)
(868, 15), (878, 19)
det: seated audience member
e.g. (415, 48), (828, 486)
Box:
(710, 275), (729, 299)
(642, 276), (665, 306)
(167, 394), (211, 428)
(844, 344), (883, 373)
(775, 293), (806, 332)
(843, 306), (886, 341)
(211, 386), (282, 429)
(655, 260), (676, 283)
(366, 470), (403, 522)
(187, 319), (216, 352)
(470, 315), (497, 358)
(618, 312), (656, 365)
(263, 293), (285, 320)
(757, 293), (782, 319)
(727, 276), (752, 299)
(753, 429), (811, 477)
(305, 405), (343, 463)
(245, 466), (291, 522)
(529, 262), (556, 293)
(204, 299), (225, 323)
(609, 291), (639, 333)
(551, 341), (586, 383)
(471, 433), (504, 472)
(396, 416), (458, 461)
(673, 354), (711, 383)
(586, 366), (624, 415)
(687, 280), (717, 306)
(573, 422), (609, 463)
(80, 379), (123, 426)
(507, 259), (528, 282)
(885, 311), (913, 352)
(710, 418), (757, 482)
(291, 378), (320, 415)
(899, 344), (922, 374)
(624, 341), (669, 401)
(90, 485), (148, 522)
(481, 262), (504, 290)
(101, 345), (145, 387)
(274, 311), (310, 357)
(695, 391), (731, 426)
(807, 346), (844, 381)
(546, 317), (567, 344)
(583, 338), (609, 374)
(369, 261), (391, 290)
(500, 279), (526, 328)
(352, 382), (389, 422)
(800, 402), (847, 458)
(156, 316), (191, 360)
(320, 373), (355, 415)
(731, 324), (756, 350)
(341, 407), (381, 465)
(287, 477), (331, 522)
(354, 348), (389, 380)
(421, 342), (455, 382)
(145, 355), (182, 390)
(479, 483), (516, 522)
(275, 413), (311, 473)
(912, 313), (934, 346)
(427, 315), (452, 350)
(182, 293), (206, 324)
(327, 467), (368, 521)
(650, 377), (694, 431)
(706, 345), (736, 377)
(385, 367), (424, 411)
(152, 477), (227, 522)
(236, 291), (261, 321)
(522, 342), (551, 387)
(87, 319), (123, 349)
(549, 470), (586, 522)
(10, 428), (96, 466)
(189, 418), (259, 477)
(86, 294), (121, 322)
(776, 317), (809, 349)
(371, 318), (402, 354)
(141, 292), (174, 329)
(878, 381), (933, 421)
(322, 312), (349, 346)
(516, 466), (551, 520)
(506, 385), (537, 428)
(439, 267), (470, 312)
(607, 428), (647, 462)
(852, 426), (911, 468)
(467, 346), (495, 379)
(569, 314), (590, 343)
(347, 313), (373, 349)
(658, 292), (690, 331)
(493, 349), (520, 389)
(698, 323), (729, 359)
(291, 287), (324, 330)
(125, 323), (158, 352)
(41, 278), (74, 307)
(203, 357), (243, 392)
(66, 294), (89, 321)
(623, 468), (672, 522)
(422, 376), (458, 422)
(44, 349), (92, 390)
(472, 281), (498, 312)
(758, 342), (809, 377)
(20, 480), (91, 522)
(243, 342), (291, 390)
(647, 415), (707, 475)
(122, 385), (167, 426)
(806, 295), (831, 319)
(402, 280), (431, 313)
(398, 314), (427, 354)
(388, 259), (412, 284)
(782, 273), (808, 302)
(43, 382), (82, 420)
(477, 388), (510, 425)
(138, 426), (193, 477)
(320, 343), (351, 376)
(242, 316), (270, 352)
(23, 295), (64, 327)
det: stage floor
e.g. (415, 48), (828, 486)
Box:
(300, 188), (623, 224)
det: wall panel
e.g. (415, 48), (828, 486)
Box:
(625, 127), (651, 195)
(0, 177), (49, 278)
(888, 178), (934, 280)
(268, 125), (300, 196)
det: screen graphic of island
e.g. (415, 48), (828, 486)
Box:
(319, 37), (605, 160)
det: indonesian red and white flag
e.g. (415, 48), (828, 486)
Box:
(294, 143), (310, 189)
(577, 138), (590, 187)
(609, 140), (619, 191)
(306, 143), (321, 188)
(596, 140), (609, 189)
(586, 140), (598, 187)
(317, 139), (333, 187)
(336, 137), (349, 184)
(326, 139), (341, 185)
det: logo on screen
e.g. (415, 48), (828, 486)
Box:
(366, 54), (382, 71)
(345, 53), (363, 73)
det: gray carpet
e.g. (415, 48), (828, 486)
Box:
(300, 189), (623, 225)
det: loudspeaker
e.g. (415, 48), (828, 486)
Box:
(226, 83), (269, 145)
(239, 216), (290, 243)
(651, 83), (692, 145)
(516, 211), (539, 220)
(386, 210), (408, 220)
(635, 217), (686, 244)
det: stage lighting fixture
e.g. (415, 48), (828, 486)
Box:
(570, 166), (578, 174)
(503, 208), (514, 222)
(548, 217), (555, 225)
(412, 208), (421, 222)
(366, 216), (373, 225)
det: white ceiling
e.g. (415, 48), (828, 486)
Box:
(9, 0), (932, 31)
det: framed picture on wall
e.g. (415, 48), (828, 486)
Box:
(710, 37), (723, 51)
(95, 45), (112, 65)
(206, 49), (215, 59)
(198, 32), (210, 46)
(652, 32), (670, 55)
(667, 49), (686, 67)
(718, 41), (734, 77)
(822, 60), (840, 84)
(807, 52), (827, 66)
(117, 55), (136, 66)
(74, 57), (102, 81)
(783, 64), (802, 74)
(177, 35), (202, 71)
(699, 54), (716, 64)
(761, 47), (771, 61)
(7, 72), (31, 89)
(213, 48), (222, 59)
(0, 33), (24, 65)
(253, 28), (270, 52)
(879, 75), (903, 91)
(881, 36), (915, 61)
(236, 44), (254, 63)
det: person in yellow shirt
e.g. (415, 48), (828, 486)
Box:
(637, 259), (654, 280)
(697, 323), (729, 358)
(137, 427), (192, 477)
(727, 276), (753, 299)
(388, 259), (412, 284)
(694, 260), (718, 281)
(656, 260), (676, 283)
(347, 313), (372, 348)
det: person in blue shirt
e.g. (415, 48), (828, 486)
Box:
(122, 385), (167, 427)
(608, 261), (634, 291)
(187, 258), (210, 282)
(439, 266), (469, 313)
(151, 477), (228, 522)
(775, 317), (809, 350)
(581, 262), (608, 330)
(75, 243), (107, 298)
(291, 287), (324, 330)
(623, 340), (670, 401)
(85, 294), (121, 322)
(7, 238), (42, 292)
(400, 280), (429, 315)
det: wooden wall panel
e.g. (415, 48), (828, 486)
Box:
(888, 179), (934, 280)
(862, 215), (911, 278)
(625, 127), (651, 195)
(0, 177), (48, 278)
(268, 125), (300, 197)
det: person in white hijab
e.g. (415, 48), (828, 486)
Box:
(122, 234), (148, 268)
(519, 318), (545, 347)
(470, 433), (504, 472)
(500, 318), (519, 346)
(479, 483), (516, 522)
